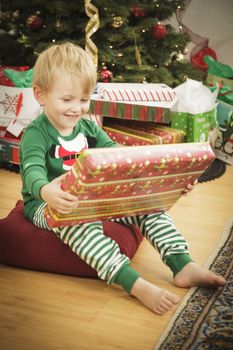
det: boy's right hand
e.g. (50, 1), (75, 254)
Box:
(40, 174), (78, 214)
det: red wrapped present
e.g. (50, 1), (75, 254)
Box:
(103, 119), (185, 146)
(97, 83), (176, 102)
(45, 142), (215, 227)
(89, 94), (174, 123)
(0, 66), (29, 86)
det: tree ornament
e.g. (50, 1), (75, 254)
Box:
(8, 29), (16, 36)
(133, 32), (142, 65)
(191, 47), (217, 71)
(135, 45), (142, 65)
(112, 16), (124, 29)
(12, 10), (20, 20)
(55, 9), (62, 29)
(26, 12), (43, 30)
(84, 0), (100, 66)
(100, 66), (112, 82)
(131, 5), (145, 18)
(152, 23), (167, 40)
(1, 11), (12, 22)
(176, 52), (184, 62)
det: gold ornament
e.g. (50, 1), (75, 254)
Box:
(84, 0), (100, 66)
(134, 32), (142, 66)
(112, 16), (124, 28)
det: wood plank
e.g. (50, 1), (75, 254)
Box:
(0, 165), (232, 350)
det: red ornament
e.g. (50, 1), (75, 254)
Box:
(191, 47), (217, 71)
(152, 23), (167, 40)
(131, 5), (145, 18)
(100, 66), (112, 83)
(26, 12), (43, 30)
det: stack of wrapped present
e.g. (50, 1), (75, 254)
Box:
(91, 82), (185, 146)
(103, 118), (185, 146)
(90, 81), (219, 144)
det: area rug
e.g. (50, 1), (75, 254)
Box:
(154, 215), (233, 350)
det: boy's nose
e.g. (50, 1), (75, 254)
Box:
(70, 104), (82, 113)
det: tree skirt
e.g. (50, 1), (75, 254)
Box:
(154, 215), (233, 350)
(198, 159), (227, 183)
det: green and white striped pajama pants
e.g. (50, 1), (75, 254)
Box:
(33, 203), (191, 291)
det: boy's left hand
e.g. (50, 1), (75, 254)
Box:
(182, 179), (198, 195)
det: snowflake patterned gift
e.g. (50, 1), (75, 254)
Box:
(45, 142), (215, 227)
(0, 85), (40, 136)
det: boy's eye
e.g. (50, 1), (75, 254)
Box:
(63, 98), (71, 102)
(81, 98), (90, 103)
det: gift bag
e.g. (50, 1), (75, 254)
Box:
(204, 55), (233, 106)
(214, 100), (233, 165)
(171, 109), (217, 142)
(171, 79), (218, 142)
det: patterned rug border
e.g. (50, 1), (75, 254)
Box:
(154, 214), (233, 350)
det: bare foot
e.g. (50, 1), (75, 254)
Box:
(130, 277), (180, 315)
(173, 261), (226, 288)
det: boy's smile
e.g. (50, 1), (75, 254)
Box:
(34, 72), (91, 136)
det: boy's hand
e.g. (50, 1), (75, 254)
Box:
(182, 179), (198, 196)
(40, 174), (78, 214)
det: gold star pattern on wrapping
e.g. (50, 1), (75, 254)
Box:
(0, 92), (20, 115)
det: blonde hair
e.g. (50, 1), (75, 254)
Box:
(33, 42), (97, 95)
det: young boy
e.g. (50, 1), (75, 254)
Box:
(19, 42), (226, 315)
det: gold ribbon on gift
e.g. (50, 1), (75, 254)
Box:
(84, 0), (100, 66)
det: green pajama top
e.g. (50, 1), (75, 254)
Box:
(19, 113), (117, 222)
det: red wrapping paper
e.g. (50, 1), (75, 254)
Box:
(89, 96), (172, 123)
(103, 120), (185, 146)
(0, 66), (29, 86)
(45, 143), (215, 227)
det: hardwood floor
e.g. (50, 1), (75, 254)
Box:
(0, 164), (232, 350)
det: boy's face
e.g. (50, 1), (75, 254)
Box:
(34, 72), (91, 136)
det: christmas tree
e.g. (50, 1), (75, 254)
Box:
(0, 0), (204, 86)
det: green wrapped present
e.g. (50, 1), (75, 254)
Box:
(204, 56), (233, 105)
(171, 108), (218, 142)
(214, 100), (233, 165)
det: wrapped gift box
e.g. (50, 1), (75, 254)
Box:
(214, 100), (233, 165)
(0, 66), (30, 87)
(97, 83), (176, 102)
(103, 120), (185, 146)
(89, 94), (176, 123)
(171, 108), (217, 142)
(0, 132), (20, 165)
(0, 85), (41, 137)
(45, 142), (215, 227)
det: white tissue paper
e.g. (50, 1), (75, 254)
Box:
(172, 78), (218, 114)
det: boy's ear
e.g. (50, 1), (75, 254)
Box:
(33, 85), (45, 106)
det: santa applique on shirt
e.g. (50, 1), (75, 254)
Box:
(49, 133), (96, 170)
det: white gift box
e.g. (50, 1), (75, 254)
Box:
(0, 85), (41, 136)
(97, 83), (176, 102)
